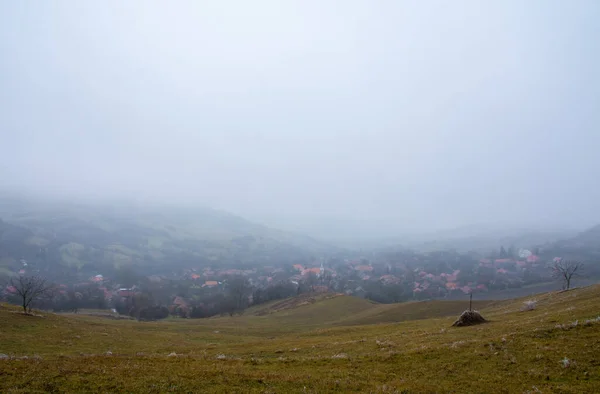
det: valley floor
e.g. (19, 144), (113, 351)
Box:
(1, 286), (600, 393)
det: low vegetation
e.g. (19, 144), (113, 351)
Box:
(1, 285), (600, 392)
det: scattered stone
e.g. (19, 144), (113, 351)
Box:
(331, 353), (348, 359)
(167, 352), (177, 357)
(216, 354), (227, 360)
(571, 320), (579, 328)
(0, 353), (9, 360)
(376, 340), (396, 347)
(450, 340), (466, 348)
(521, 300), (537, 312)
(105, 351), (113, 356)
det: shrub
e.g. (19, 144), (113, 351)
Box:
(138, 305), (170, 321)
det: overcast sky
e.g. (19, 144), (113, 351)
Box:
(1, 1), (599, 237)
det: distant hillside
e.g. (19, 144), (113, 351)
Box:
(0, 196), (338, 277)
(542, 224), (600, 261)
(0, 219), (39, 277)
(398, 225), (576, 254)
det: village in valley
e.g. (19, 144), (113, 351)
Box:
(2, 245), (564, 320)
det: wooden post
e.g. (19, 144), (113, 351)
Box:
(469, 292), (473, 311)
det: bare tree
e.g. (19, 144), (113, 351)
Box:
(226, 276), (251, 316)
(321, 271), (333, 290)
(552, 260), (583, 290)
(304, 272), (318, 292)
(10, 275), (53, 314)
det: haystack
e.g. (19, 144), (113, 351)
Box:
(452, 310), (487, 327)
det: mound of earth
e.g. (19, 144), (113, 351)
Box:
(452, 310), (487, 327)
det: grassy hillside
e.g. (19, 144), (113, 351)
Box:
(1, 285), (600, 392)
(248, 293), (494, 327)
(0, 196), (337, 274)
(543, 225), (600, 261)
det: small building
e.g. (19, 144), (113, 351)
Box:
(118, 288), (134, 297)
(91, 274), (104, 283)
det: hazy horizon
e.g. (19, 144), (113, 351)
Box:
(2, 1), (599, 237)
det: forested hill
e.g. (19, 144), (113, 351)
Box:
(0, 196), (337, 279)
(541, 224), (600, 262)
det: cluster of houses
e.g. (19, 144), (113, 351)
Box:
(412, 253), (549, 297)
(2, 249), (560, 312)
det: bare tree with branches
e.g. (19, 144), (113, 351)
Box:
(551, 260), (583, 290)
(226, 276), (251, 316)
(10, 275), (53, 314)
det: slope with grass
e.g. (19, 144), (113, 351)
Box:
(0, 196), (338, 276)
(2, 285), (600, 392)
(248, 292), (495, 327)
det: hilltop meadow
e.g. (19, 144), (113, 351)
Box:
(1, 285), (600, 393)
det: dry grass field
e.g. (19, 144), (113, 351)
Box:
(1, 286), (600, 393)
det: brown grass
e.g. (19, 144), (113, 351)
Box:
(1, 285), (600, 392)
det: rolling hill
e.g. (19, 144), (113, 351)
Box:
(248, 292), (495, 327)
(0, 195), (338, 277)
(543, 224), (600, 258)
(536, 224), (600, 277)
(1, 285), (599, 392)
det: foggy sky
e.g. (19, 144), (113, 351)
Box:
(1, 1), (599, 238)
